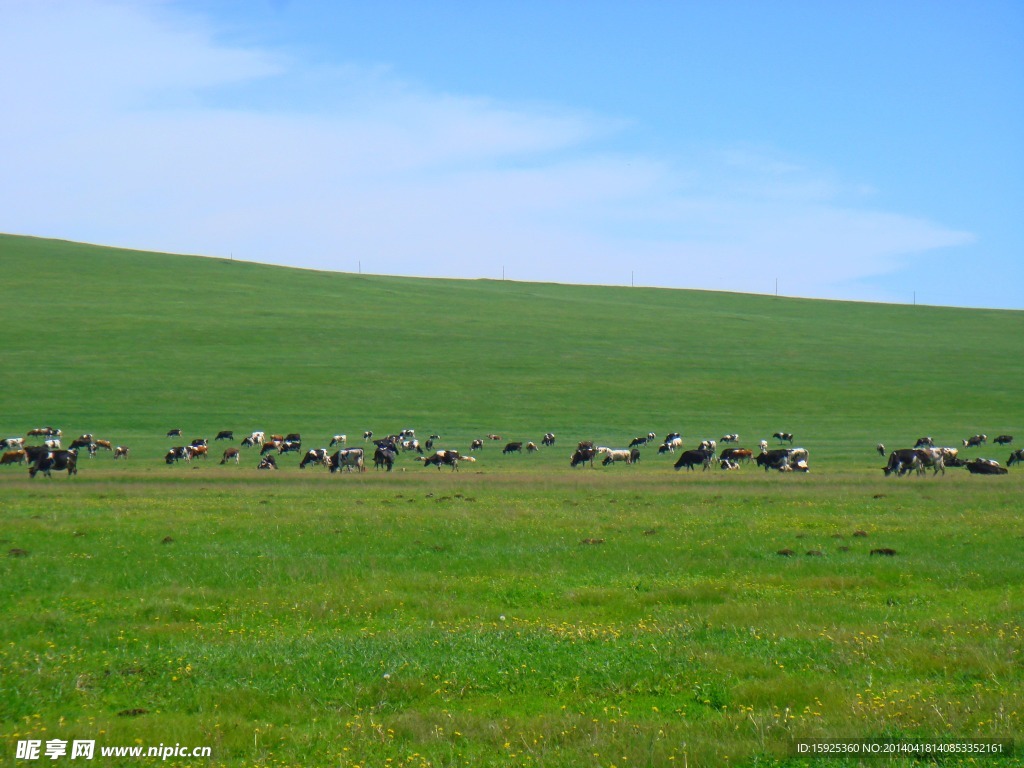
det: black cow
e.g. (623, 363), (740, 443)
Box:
(673, 448), (714, 471)
(29, 450), (78, 478)
(964, 459), (1008, 475)
(570, 447), (596, 468)
(373, 447), (397, 471)
(502, 442), (523, 454)
(215, 431), (234, 441)
(993, 435), (1014, 446)
(628, 436), (649, 448)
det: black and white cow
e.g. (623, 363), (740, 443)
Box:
(420, 450), (460, 470)
(542, 433), (556, 447)
(329, 448), (365, 473)
(373, 446), (397, 471)
(720, 433), (739, 444)
(165, 446), (191, 464)
(299, 449), (329, 469)
(257, 455), (278, 470)
(914, 436), (935, 448)
(772, 432), (794, 444)
(570, 447), (597, 468)
(963, 434), (987, 448)
(30, 450), (78, 478)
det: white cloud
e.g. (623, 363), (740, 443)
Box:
(0, 1), (974, 302)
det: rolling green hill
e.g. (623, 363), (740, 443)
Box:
(2, 233), (1022, 464)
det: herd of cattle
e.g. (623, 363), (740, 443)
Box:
(2, 426), (1019, 478)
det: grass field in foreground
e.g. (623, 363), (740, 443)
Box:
(1, 471), (1021, 767)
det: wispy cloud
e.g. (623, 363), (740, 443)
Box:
(0, 1), (973, 302)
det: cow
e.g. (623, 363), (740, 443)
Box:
(245, 431), (266, 447)
(278, 440), (303, 455)
(487, 434), (502, 441)
(628, 436), (649, 448)
(189, 438), (208, 448)
(29, 450), (78, 478)
(187, 445), (209, 460)
(698, 439), (717, 455)
(1007, 449), (1023, 466)
(220, 448), (240, 464)
(964, 458), (1008, 475)
(1, 450), (27, 465)
(299, 448), (329, 469)
(673, 448), (714, 471)
(882, 449), (926, 477)
(914, 436), (935, 448)
(577, 440), (596, 451)
(876, 443), (886, 457)
(215, 431), (234, 441)
(758, 448), (807, 472)
(257, 455), (278, 470)
(166, 428), (182, 438)
(720, 433), (739, 444)
(526, 442), (539, 453)
(27, 427), (61, 438)
(363, 430), (374, 441)
(599, 448), (634, 466)
(993, 435), (1014, 446)
(720, 448), (753, 464)
(963, 434), (987, 448)
(1, 437), (24, 450)
(470, 439), (484, 451)
(570, 447), (597, 468)
(400, 439), (423, 454)
(260, 440), (282, 455)
(420, 450), (460, 471)
(759, 439), (769, 453)
(94, 439), (113, 452)
(329, 448), (365, 473)
(542, 433), (556, 447)
(269, 434), (285, 444)
(330, 434), (348, 447)
(284, 433), (301, 443)
(661, 436), (683, 454)
(44, 439), (62, 450)
(165, 446), (190, 464)
(373, 446), (397, 471)
(503, 442), (523, 454)
(773, 432), (794, 444)
(24, 445), (51, 464)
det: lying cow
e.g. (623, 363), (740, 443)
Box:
(964, 458), (1008, 475)
(1, 449), (27, 465)
(257, 455), (278, 470)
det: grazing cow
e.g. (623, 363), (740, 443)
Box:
(628, 436), (649, 448)
(487, 434), (502, 441)
(363, 430), (373, 441)
(248, 431), (266, 446)
(673, 448), (714, 471)
(257, 455), (278, 470)
(993, 435), (1014, 446)
(773, 432), (794, 444)
(876, 443), (886, 457)
(570, 447), (597, 468)
(400, 439), (423, 454)
(44, 439), (63, 450)
(329, 448), (365, 473)
(1, 450), (27, 465)
(964, 458), (1008, 475)
(661, 436), (683, 454)
(260, 440), (283, 455)
(1, 437), (25, 450)
(330, 434), (347, 447)
(29, 450), (78, 478)
(24, 445), (50, 464)
(720, 448), (753, 464)
(220, 448), (240, 464)
(373, 447), (397, 471)
(215, 431), (234, 441)
(526, 442), (539, 453)
(284, 433), (301, 443)
(720, 459), (741, 470)
(299, 448), (329, 469)
(27, 427), (61, 438)
(167, 428), (182, 437)
(503, 442), (523, 454)
(882, 449), (926, 477)
(720, 433), (739, 444)
(278, 440), (303, 455)
(94, 439), (113, 452)
(698, 439), (717, 454)
(470, 439), (484, 451)
(1007, 449), (1023, 466)
(420, 450), (460, 471)
(577, 440), (596, 451)
(165, 446), (190, 464)
(914, 436), (935, 448)
(599, 448), (634, 466)
(188, 445), (209, 460)
(542, 433), (556, 447)
(963, 434), (987, 448)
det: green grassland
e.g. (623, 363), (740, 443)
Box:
(1, 234), (1022, 767)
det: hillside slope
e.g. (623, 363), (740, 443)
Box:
(2, 234), (1021, 460)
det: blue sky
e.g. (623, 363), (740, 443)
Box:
(2, 0), (1022, 308)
